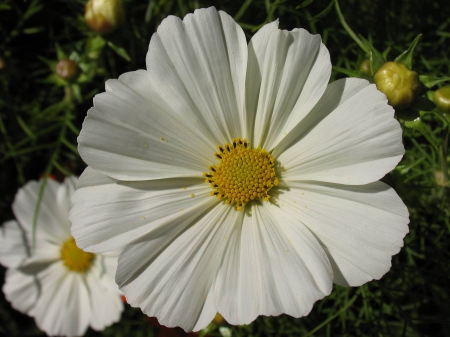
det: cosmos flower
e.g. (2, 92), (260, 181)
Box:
(70, 7), (409, 332)
(0, 177), (123, 337)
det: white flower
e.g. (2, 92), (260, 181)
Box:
(0, 177), (124, 337)
(70, 7), (409, 332)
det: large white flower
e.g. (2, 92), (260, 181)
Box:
(0, 177), (123, 337)
(70, 7), (409, 332)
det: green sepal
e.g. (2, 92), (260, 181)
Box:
(55, 43), (67, 61)
(402, 117), (439, 150)
(394, 34), (422, 69)
(411, 96), (436, 111)
(419, 75), (450, 88)
(359, 36), (385, 75)
(41, 73), (69, 87)
(87, 35), (106, 53)
(38, 56), (57, 70)
(107, 41), (131, 61)
(333, 66), (373, 82)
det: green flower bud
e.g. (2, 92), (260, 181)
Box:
(56, 59), (78, 80)
(373, 61), (421, 109)
(85, 0), (125, 35)
(434, 86), (450, 113)
(359, 59), (371, 75)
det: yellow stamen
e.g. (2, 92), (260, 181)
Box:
(205, 137), (278, 210)
(60, 237), (95, 273)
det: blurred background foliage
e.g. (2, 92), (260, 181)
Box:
(1, 0), (450, 336)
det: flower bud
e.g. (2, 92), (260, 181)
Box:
(359, 59), (371, 75)
(373, 62), (421, 109)
(0, 57), (5, 70)
(56, 59), (78, 80)
(434, 86), (450, 113)
(85, 0), (125, 35)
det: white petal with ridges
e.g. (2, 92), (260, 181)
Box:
(117, 203), (241, 332)
(33, 263), (91, 337)
(0, 220), (28, 268)
(276, 78), (404, 185)
(276, 181), (409, 286)
(12, 179), (72, 244)
(3, 268), (39, 315)
(246, 24), (330, 149)
(146, 7), (247, 146)
(70, 167), (217, 253)
(86, 262), (123, 331)
(79, 75), (212, 181)
(213, 202), (332, 325)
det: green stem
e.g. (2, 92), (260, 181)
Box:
(335, 0), (369, 53)
(304, 292), (359, 337)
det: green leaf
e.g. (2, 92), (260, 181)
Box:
(199, 322), (217, 337)
(359, 36), (386, 75)
(394, 34), (422, 69)
(333, 66), (372, 82)
(419, 75), (450, 88)
(411, 96), (436, 111)
(55, 43), (67, 61)
(396, 156), (426, 174)
(403, 118), (439, 150)
(107, 41), (131, 61)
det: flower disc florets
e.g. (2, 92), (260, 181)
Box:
(60, 237), (95, 272)
(204, 138), (278, 210)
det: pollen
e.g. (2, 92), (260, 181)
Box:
(60, 237), (95, 273)
(204, 137), (278, 210)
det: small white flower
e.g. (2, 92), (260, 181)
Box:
(70, 7), (409, 332)
(0, 177), (124, 337)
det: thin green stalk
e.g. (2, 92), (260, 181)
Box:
(441, 130), (449, 186)
(0, 115), (25, 184)
(234, 0), (254, 21)
(304, 293), (359, 337)
(31, 110), (70, 249)
(335, 0), (369, 53)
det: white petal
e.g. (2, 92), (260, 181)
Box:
(0, 220), (28, 268)
(12, 179), (71, 244)
(275, 78), (405, 185)
(117, 203), (241, 332)
(79, 70), (214, 181)
(276, 181), (409, 286)
(246, 24), (330, 149)
(2, 268), (39, 315)
(146, 7), (248, 145)
(70, 167), (217, 253)
(86, 265), (123, 331)
(33, 263), (91, 337)
(213, 202), (333, 325)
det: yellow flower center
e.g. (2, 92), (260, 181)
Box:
(60, 237), (95, 273)
(204, 138), (278, 210)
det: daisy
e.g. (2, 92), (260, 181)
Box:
(0, 177), (123, 337)
(70, 7), (409, 332)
